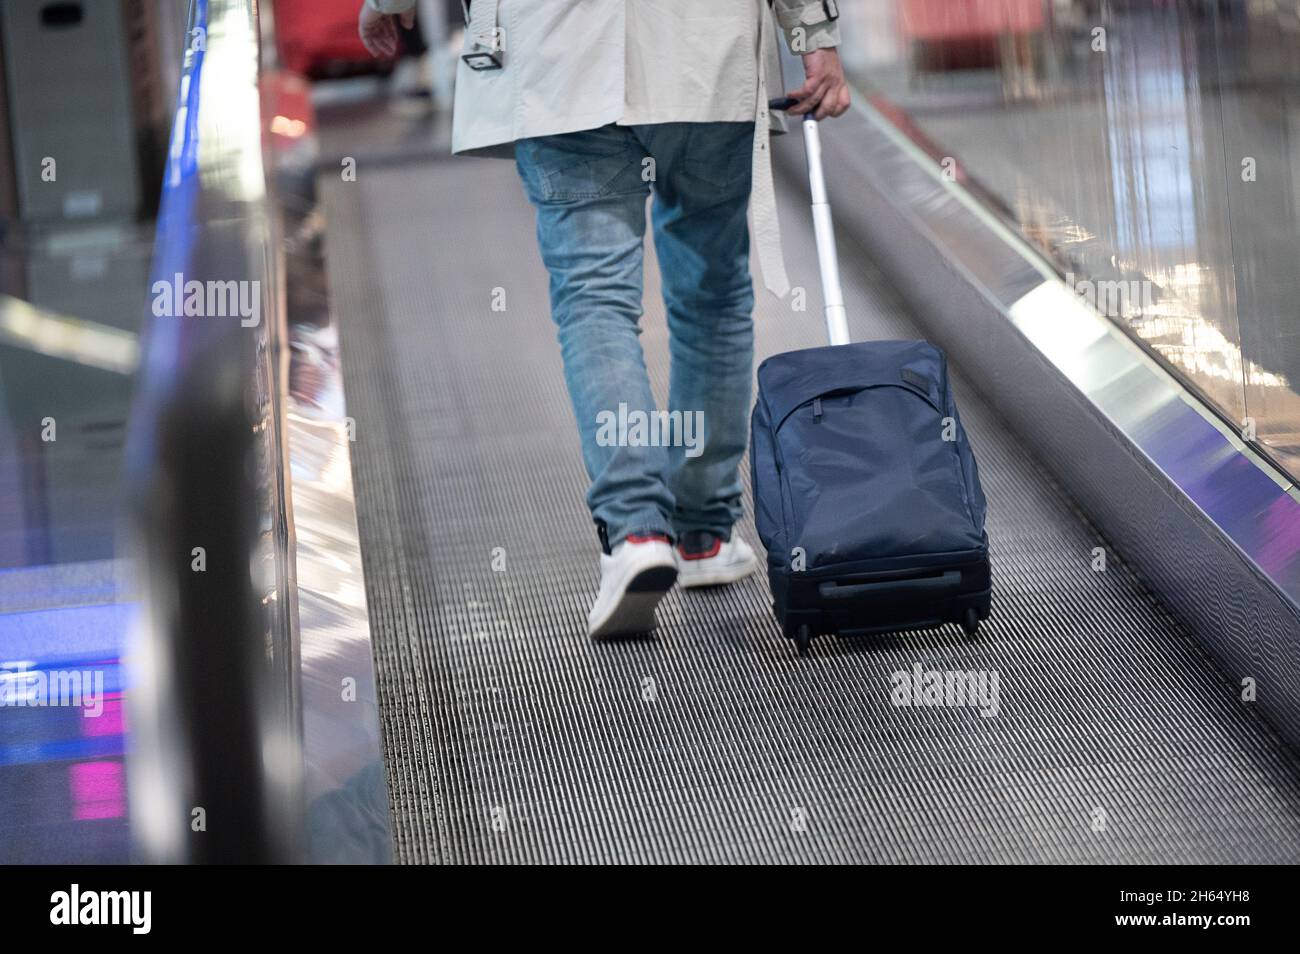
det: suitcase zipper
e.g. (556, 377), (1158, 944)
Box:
(774, 383), (942, 434)
(936, 352), (979, 533)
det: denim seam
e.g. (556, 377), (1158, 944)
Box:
(540, 155), (646, 202)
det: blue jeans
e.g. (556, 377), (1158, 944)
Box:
(515, 122), (755, 550)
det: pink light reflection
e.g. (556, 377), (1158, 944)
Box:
(69, 760), (126, 821)
(80, 693), (124, 737)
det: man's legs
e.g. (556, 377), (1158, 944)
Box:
(515, 125), (679, 635)
(637, 122), (757, 582)
(515, 125), (674, 547)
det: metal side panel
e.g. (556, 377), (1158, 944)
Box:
(319, 149), (1300, 864)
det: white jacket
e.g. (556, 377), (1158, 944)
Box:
(365, 0), (842, 295)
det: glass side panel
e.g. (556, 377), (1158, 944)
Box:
(839, 0), (1300, 475)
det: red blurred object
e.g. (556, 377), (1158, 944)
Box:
(262, 69), (317, 147)
(273, 0), (395, 77)
(900, 0), (1044, 42)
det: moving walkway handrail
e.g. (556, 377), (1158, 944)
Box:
(123, 0), (302, 863)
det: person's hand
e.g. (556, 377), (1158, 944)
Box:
(785, 48), (851, 120)
(358, 4), (416, 58)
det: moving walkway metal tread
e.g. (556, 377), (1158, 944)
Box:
(321, 141), (1300, 864)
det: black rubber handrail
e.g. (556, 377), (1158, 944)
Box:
(122, 0), (302, 864)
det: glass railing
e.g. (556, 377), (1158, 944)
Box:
(837, 0), (1300, 477)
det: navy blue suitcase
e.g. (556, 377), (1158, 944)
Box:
(751, 105), (990, 654)
(751, 340), (990, 653)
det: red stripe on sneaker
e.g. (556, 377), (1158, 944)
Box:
(626, 534), (671, 545)
(678, 539), (722, 560)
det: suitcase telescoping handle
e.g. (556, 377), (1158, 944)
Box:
(768, 97), (851, 347)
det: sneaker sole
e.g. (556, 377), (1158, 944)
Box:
(588, 565), (677, 638)
(677, 558), (757, 589)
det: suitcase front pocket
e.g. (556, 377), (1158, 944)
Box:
(775, 384), (983, 567)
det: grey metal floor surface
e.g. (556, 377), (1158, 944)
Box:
(321, 137), (1300, 864)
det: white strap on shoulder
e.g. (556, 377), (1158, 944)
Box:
(467, 0), (503, 52)
(751, 1), (791, 299)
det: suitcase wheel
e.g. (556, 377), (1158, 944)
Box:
(961, 607), (981, 638)
(794, 624), (812, 656)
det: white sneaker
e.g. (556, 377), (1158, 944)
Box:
(587, 535), (678, 638)
(675, 532), (758, 588)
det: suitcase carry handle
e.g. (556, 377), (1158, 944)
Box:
(767, 97), (850, 347)
(819, 570), (963, 602)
